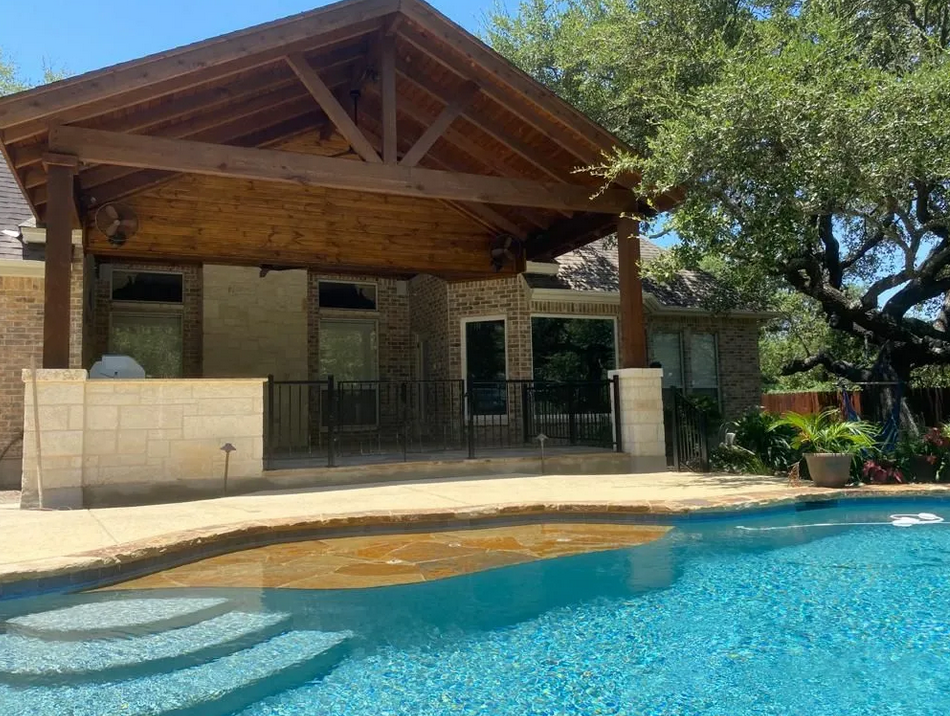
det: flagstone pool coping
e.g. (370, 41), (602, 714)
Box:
(2, 482), (949, 599)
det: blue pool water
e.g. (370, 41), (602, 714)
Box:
(2, 501), (950, 715)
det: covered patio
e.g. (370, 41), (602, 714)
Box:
(0, 0), (676, 507)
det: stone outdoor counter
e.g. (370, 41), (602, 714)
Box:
(22, 369), (264, 508)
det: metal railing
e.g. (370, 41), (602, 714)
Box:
(664, 388), (711, 472)
(265, 376), (621, 468)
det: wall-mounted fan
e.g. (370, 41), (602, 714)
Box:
(94, 203), (139, 247)
(490, 234), (524, 272)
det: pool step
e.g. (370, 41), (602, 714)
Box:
(5, 597), (233, 640)
(0, 611), (290, 683)
(0, 629), (352, 716)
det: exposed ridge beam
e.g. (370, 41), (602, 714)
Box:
(50, 125), (637, 213)
(400, 80), (478, 168)
(286, 52), (381, 163)
(0, 0), (396, 131)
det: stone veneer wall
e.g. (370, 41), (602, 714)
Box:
(0, 249), (85, 489)
(21, 369), (264, 508)
(306, 272), (411, 381)
(647, 314), (763, 420)
(608, 367), (667, 470)
(203, 265), (307, 380)
(93, 262), (203, 377)
(408, 275), (449, 380)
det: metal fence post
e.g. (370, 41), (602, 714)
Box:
(670, 389), (681, 471)
(568, 384), (577, 446)
(466, 385), (476, 459)
(521, 382), (530, 445)
(327, 374), (336, 468)
(611, 375), (622, 452)
(265, 374), (275, 468)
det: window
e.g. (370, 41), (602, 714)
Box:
(318, 281), (377, 310)
(319, 320), (378, 426)
(650, 332), (684, 389)
(463, 318), (507, 416)
(531, 316), (616, 382)
(109, 312), (183, 377)
(111, 270), (183, 303)
(690, 333), (720, 403)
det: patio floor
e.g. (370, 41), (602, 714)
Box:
(1, 471), (947, 591)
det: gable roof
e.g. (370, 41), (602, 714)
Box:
(526, 237), (760, 313)
(0, 0), (678, 263)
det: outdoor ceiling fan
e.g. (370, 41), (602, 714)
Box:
(94, 203), (139, 247)
(490, 234), (524, 272)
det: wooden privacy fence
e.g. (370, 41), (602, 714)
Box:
(762, 388), (950, 426)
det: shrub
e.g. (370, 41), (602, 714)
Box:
(729, 410), (799, 472)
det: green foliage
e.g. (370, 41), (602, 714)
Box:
(485, 0), (950, 384)
(532, 316), (616, 382)
(774, 409), (879, 454)
(0, 50), (67, 96)
(710, 443), (768, 474)
(731, 409), (800, 471)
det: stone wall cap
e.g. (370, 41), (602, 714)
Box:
(608, 368), (664, 378)
(21, 369), (88, 382)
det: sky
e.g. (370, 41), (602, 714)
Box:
(3, 0), (494, 85)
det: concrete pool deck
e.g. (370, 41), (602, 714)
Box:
(1, 471), (948, 595)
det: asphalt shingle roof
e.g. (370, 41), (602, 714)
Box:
(526, 237), (727, 310)
(0, 156), (36, 261)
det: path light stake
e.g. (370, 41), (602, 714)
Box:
(220, 443), (236, 495)
(537, 433), (548, 474)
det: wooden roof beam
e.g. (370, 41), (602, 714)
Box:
(380, 31), (398, 164)
(1, 20), (385, 146)
(398, 3), (613, 167)
(286, 52), (381, 163)
(78, 112), (328, 207)
(50, 125), (637, 213)
(400, 80), (478, 168)
(0, 0), (397, 131)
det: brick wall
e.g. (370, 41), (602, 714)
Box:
(408, 275), (449, 380)
(0, 249), (85, 489)
(647, 314), (762, 420)
(447, 275), (533, 380)
(307, 272), (410, 381)
(93, 262), (203, 377)
(203, 265), (307, 380)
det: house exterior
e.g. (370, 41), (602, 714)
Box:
(0, 157), (764, 488)
(0, 0), (764, 503)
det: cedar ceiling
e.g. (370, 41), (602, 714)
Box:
(0, 0), (677, 270)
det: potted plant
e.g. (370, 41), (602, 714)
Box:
(773, 409), (878, 488)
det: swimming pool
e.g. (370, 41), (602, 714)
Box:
(1, 500), (948, 715)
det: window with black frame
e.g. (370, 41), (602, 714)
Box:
(464, 319), (507, 416)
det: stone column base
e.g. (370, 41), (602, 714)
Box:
(608, 367), (667, 472)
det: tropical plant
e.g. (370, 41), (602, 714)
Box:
(710, 443), (767, 474)
(773, 410), (878, 455)
(728, 409), (799, 472)
(862, 458), (905, 484)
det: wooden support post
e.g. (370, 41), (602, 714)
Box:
(618, 216), (648, 368)
(41, 153), (78, 369)
(380, 31), (398, 164)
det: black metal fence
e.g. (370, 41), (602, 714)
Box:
(265, 376), (621, 468)
(664, 388), (711, 472)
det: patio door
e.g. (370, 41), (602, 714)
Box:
(319, 319), (378, 426)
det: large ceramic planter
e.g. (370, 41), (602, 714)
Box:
(804, 453), (853, 488)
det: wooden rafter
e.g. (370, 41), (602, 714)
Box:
(398, 3), (610, 166)
(286, 52), (381, 163)
(49, 125), (636, 213)
(400, 80), (477, 168)
(380, 32), (398, 164)
(0, 0), (397, 131)
(357, 112), (527, 237)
